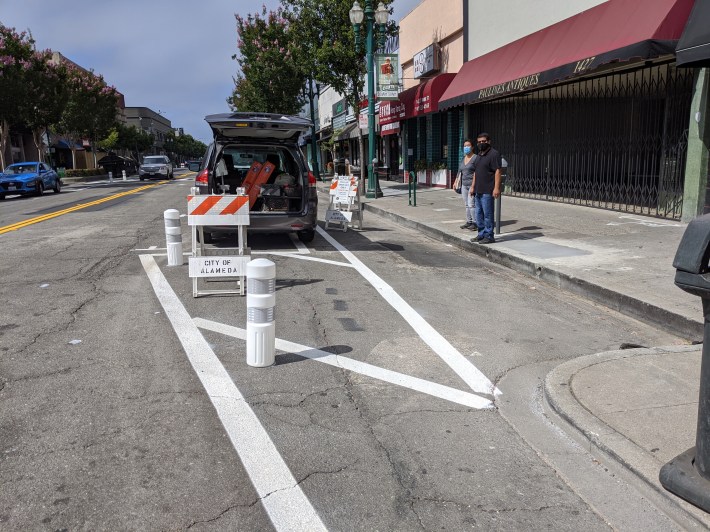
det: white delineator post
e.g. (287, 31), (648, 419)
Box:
(122, 170), (127, 181)
(163, 209), (184, 266)
(108, 171), (113, 183)
(246, 259), (276, 367)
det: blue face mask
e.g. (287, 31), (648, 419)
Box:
(463, 146), (472, 155)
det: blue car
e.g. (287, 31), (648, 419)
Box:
(0, 162), (61, 199)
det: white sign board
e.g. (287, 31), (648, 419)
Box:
(334, 178), (352, 203)
(189, 256), (251, 278)
(325, 209), (353, 223)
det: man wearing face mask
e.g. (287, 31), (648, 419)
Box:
(469, 132), (502, 244)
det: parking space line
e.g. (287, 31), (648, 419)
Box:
(194, 318), (493, 409)
(289, 233), (311, 254)
(139, 255), (327, 532)
(255, 252), (353, 268)
(316, 226), (501, 397)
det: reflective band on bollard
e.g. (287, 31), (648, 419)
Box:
(246, 259), (276, 367)
(163, 209), (184, 266)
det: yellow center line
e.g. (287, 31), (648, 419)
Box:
(0, 181), (169, 235)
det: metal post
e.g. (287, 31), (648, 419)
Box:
(408, 170), (417, 207)
(308, 78), (321, 181)
(660, 214), (710, 511)
(246, 259), (276, 367)
(163, 209), (184, 266)
(366, 2), (376, 199)
(495, 196), (501, 235)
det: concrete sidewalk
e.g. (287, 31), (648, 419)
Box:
(318, 177), (708, 523)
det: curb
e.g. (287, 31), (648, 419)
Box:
(361, 202), (703, 341)
(543, 345), (709, 527)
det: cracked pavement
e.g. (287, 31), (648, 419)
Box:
(0, 177), (686, 530)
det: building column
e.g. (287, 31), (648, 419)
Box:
(682, 68), (710, 221)
(447, 109), (460, 171)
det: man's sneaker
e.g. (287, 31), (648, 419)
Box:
(470, 235), (484, 243)
(467, 224), (479, 231)
(460, 222), (474, 229)
(479, 237), (496, 244)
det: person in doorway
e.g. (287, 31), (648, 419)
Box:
(469, 132), (502, 244)
(456, 139), (477, 230)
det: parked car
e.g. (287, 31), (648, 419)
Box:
(185, 160), (201, 172)
(0, 162), (61, 199)
(139, 155), (173, 180)
(194, 112), (317, 243)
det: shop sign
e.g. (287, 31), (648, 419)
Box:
(379, 100), (406, 125)
(332, 99), (346, 117)
(376, 54), (399, 101)
(413, 44), (440, 79)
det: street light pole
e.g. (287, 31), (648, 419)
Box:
(351, 1), (388, 199)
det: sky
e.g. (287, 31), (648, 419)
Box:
(0, 0), (421, 143)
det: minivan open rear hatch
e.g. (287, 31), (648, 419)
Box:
(205, 112), (312, 143)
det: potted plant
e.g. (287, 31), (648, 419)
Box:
(430, 161), (448, 186)
(414, 159), (428, 184)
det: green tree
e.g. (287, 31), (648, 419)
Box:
(283, 0), (396, 181)
(0, 25), (36, 169)
(20, 51), (69, 163)
(56, 66), (119, 168)
(228, 6), (306, 114)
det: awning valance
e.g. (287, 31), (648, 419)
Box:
(439, 0), (694, 109)
(676, 0), (710, 67)
(399, 73), (456, 119)
(335, 122), (358, 141)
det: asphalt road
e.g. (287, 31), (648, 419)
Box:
(0, 171), (687, 530)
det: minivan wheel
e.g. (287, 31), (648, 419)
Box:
(297, 229), (314, 243)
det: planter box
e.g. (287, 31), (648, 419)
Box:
(431, 169), (448, 187)
(416, 170), (427, 185)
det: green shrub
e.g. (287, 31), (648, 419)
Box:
(65, 168), (108, 177)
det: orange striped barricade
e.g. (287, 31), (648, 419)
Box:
(325, 175), (362, 232)
(187, 194), (251, 297)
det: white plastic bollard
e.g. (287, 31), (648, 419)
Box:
(246, 259), (276, 367)
(163, 209), (184, 266)
(108, 171), (113, 183)
(122, 170), (127, 181)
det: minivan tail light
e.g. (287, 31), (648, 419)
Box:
(196, 169), (208, 184)
(308, 171), (316, 187)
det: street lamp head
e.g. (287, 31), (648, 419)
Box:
(374, 2), (389, 25)
(349, 1), (364, 25)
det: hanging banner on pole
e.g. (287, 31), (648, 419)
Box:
(376, 54), (399, 101)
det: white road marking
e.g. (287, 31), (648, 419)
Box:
(433, 208), (450, 212)
(316, 226), (500, 397)
(194, 318), (493, 410)
(289, 233), (310, 254)
(133, 247), (166, 252)
(139, 255), (326, 532)
(255, 252), (353, 268)
(607, 215), (683, 228)
(148, 245), (157, 250)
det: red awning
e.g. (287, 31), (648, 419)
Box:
(398, 73), (456, 119)
(440, 0), (693, 109)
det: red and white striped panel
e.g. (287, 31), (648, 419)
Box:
(187, 195), (250, 226)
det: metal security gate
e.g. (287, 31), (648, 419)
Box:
(468, 62), (694, 219)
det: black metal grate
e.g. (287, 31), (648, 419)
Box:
(468, 62), (694, 219)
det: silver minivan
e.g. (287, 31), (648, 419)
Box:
(194, 113), (318, 243)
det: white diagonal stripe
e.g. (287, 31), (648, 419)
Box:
(316, 226), (501, 396)
(194, 318), (494, 410)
